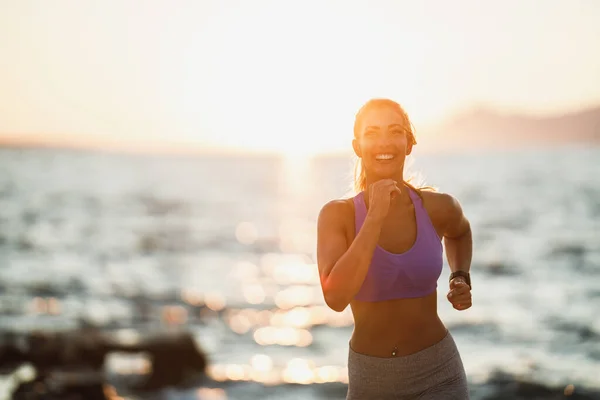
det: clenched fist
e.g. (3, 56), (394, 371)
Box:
(447, 278), (472, 311)
(366, 179), (402, 223)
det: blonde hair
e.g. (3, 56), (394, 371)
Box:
(351, 98), (434, 194)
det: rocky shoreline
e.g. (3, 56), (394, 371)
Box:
(2, 328), (599, 400)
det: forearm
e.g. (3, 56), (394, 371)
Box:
(444, 225), (472, 273)
(323, 215), (382, 310)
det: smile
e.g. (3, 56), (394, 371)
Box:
(375, 154), (395, 160)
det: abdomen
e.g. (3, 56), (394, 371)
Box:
(349, 292), (446, 357)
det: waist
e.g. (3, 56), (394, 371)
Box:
(350, 293), (446, 357)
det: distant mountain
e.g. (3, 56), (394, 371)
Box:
(2, 106), (599, 156)
(421, 106), (600, 152)
(0, 133), (241, 156)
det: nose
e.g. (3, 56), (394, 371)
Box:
(378, 130), (395, 146)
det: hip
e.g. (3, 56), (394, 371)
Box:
(347, 330), (469, 399)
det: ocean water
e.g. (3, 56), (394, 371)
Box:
(0, 146), (599, 399)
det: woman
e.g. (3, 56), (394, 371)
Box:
(316, 98), (473, 399)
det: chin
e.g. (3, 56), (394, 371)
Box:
(370, 163), (401, 177)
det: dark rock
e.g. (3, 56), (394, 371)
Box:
(108, 331), (208, 391)
(476, 370), (600, 400)
(0, 328), (208, 398)
(12, 378), (108, 400)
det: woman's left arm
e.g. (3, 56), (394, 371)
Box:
(441, 194), (473, 310)
(443, 195), (472, 276)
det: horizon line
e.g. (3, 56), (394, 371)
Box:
(1, 102), (598, 158)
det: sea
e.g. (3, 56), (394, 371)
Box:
(0, 145), (599, 399)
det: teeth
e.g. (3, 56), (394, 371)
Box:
(375, 154), (394, 160)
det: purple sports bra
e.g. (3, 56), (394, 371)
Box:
(353, 188), (443, 302)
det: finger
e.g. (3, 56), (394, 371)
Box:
(454, 303), (471, 311)
(448, 293), (471, 304)
(384, 180), (399, 189)
(370, 180), (390, 190)
(379, 179), (397, 187)
(450, 288), (469, 296)
(453, 299), (472, 307)
(451, 291), (472, 300)
(450, 279), (467, 289)
(451, 296), (471, 306)
(452, 297), (472, 306)
(374, 180), (397, 193)
(447, 288), (470, 298)
(385, 182), (401, 197)
(451, 287), (470, 296)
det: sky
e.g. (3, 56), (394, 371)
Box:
(1, 0), (599, 156)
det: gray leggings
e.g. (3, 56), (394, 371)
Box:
(346, 331), (469, 399)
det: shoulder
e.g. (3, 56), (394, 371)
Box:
(419, 190), (462, 215)
(418, 189), (468, 236)
(318, 197), (355, 225)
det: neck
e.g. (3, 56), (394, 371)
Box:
(364, 173), (412, 206)
(364, 171), (405, 190)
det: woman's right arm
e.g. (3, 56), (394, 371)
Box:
(316, 179), (400, 312)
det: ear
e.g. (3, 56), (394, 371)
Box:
(352, 138), (362, 158)
(406, 142), (413, 156)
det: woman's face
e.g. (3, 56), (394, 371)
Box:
(353, 106), (413, 182)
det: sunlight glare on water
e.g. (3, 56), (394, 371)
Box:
(277, 154), (317, 255)
(1, 148), (599, 399)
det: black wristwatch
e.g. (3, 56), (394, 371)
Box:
(449, 271), (471, 289)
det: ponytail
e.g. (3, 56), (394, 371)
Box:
(353, 157), (367, 193)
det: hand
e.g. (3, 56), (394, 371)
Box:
(366, 179), (403, 223)
(447, 278), (472, 311)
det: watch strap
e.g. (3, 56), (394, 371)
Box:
(449, 271), (471, 289)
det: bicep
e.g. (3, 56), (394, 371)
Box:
(316, 202), (350, 281)
(443, 195), (470, 239)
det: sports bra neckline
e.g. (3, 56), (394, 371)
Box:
(355, 189), (421, 257)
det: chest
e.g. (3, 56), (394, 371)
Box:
(345, 194), (444, 249)
(377, 205), (418, 254)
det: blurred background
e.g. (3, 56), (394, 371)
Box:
(0, 1), (599, 399)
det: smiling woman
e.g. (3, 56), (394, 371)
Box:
(316, 98), (473, 399)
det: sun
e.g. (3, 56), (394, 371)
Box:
(169, 2), (435, 158)
(277, 140), (316, 159)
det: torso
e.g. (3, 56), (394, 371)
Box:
(341, 187), (450, 357)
